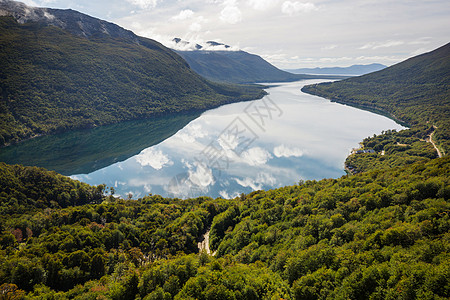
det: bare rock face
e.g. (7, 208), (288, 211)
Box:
(0, 0), (139, 43)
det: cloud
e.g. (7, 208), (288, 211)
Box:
(235, 177), (261, 190)
(321, 44), (337, 51)
(409, 48), (431, 56)
(247, 0), (279, 11)
(273, 145), (304, 158)
(359, 40), (404, 50)
(219, 190), (240, 199)
(189, 22), (202, 32)
(20, 0), (38, 5)
(171, 9), (194, 21)
(408, 37), (432, 45)
(176, 123), (207, 143)
(220, 0), (242, 24)
(235, 172), (276, 190)
(241, 147), (272, 166)
(218, 132), (240, 151)
(125, 0), (159, 9)
(281, 1), (318, 15)
(127, 178), (152, 193)
(168, 37), (240, 51)
(114, 180), (126, 188)
(188, 161), (215, 188)
(135, 148), (173, 169)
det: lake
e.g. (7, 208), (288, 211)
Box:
(0, 80), (405, 199)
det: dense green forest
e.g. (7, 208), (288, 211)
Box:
(0, 157), (449, 299)
(302, 43), (450, 155)
(0, 16), (265, 146)
(345, 125), (439, 174)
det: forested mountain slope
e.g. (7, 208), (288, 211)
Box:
(175, 49), (346, 84)
(302, 43), (450, 154)
(0, 157), (448, 298)
(0, 2), (264, 146)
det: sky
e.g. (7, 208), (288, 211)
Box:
(20, 0), (450, 68)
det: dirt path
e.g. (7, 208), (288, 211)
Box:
(198, 230), (216, 255)
(427, 127), (443, 158)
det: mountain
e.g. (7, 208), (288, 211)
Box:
(0, 0), (139, 41)
(302, 43), (450, 154)
(172, 38), (346, 84)
(285, 63), (387, 76)
(0, 1), (265, 146)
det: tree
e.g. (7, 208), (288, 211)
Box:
(91, 254), (106, 279)
(0, 283), (25, 300)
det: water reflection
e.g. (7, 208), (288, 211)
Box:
(71, 80), (406, 199)
(0, 112), (200, 175)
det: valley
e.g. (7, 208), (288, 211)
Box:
(0, 0), (448, 299)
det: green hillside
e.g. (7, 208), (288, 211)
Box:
(302, 43), (450, 155)
(176, 50), (346, 84)
(0, 158), (448, 298)
(0, 16), (264, 146)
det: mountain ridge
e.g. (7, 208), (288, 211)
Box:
(0, 0), (139, 42)
(176, 49), (347, 84)
(286, 63), (387, 76)
(172, 37), (347, 84)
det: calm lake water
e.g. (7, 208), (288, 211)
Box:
(1, 80), (405, 199)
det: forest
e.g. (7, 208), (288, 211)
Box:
(0, 157), (448, 299)
(345, 125), (439, 174)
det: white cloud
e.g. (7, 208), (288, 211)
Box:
(273, 145), (304, 158)
(189, 22), (202, 32)
(321, 44), (337, 51)
(176, 123), (207, 143)
(219, 190), (240, 199)
(409, 48), (430, 56)
(408, 37), (432, 45)
(218, 132), (240, 151)
(281, 1), (318, 15)
(127, 178), (152, 193)
(114, 180), (126, 188)
(167, 37), (240, 51)
(235, 172), (276, 190)
(359, 40), (404, 50)
(20, 0), (38, 5)
(130, 21), (142, 30)
(220, 0), (242, 24)
(241, 147), (272, 166)
(126, 0), (159, 9)
(188, 161), (215, 188)
(135, 148), (173, 170)
(143, 184), (152, 193)
(247, 0), (279, 10)
(171, 9), (194, 21)
(235, 177), (261, 190)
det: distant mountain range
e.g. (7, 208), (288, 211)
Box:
(172, 38), (346, 84)
(285, 63), (387, 76)
(0, 0), (264, 146)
